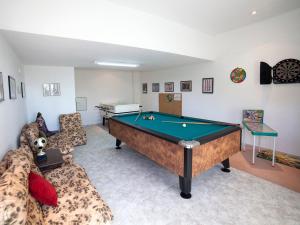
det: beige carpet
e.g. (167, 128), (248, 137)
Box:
(73, 125), (300, 225)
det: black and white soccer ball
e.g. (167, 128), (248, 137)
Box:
(33, 137), (47, 152)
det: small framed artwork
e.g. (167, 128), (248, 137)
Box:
(21, 82), (26, 98)
(76, 97), (87, 111)
(180, 80), (192, 92)
(164, 82), (174, 92)
(8, 76), (16, 99)
(142, 83), (147, 94)
(43, 83), (61, 96)
(202, 78), (214, 94)
(0, 72), (4, 102)
(152, 83), (159, 92)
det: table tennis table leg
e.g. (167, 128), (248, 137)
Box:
(272, 137), (276, 166)
(252, 135), (256, 164)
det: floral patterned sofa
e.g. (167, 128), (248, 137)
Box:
(0, 146), (113, 225)
(59, 112), (87, 146)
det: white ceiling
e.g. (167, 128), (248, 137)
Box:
(109, 0), (300, 35)
(1, 30), (205, 71)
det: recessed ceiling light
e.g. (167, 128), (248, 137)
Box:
(251, 10), (257, 15)
(94, 61), (139, 68)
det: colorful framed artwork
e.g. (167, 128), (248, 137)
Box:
(142, 83), (147, 94)
(0, 72), (4, 102)
(180, 80), (192, 92)
(21, 82), (26, 98)
(164, 82), (174, 92)
(152, 83), (159, 92)
(202, 78), (214, 94)
(43, 83), (61, 96)
(230, 67), (246, 83)
(242, 110), (264, 123)
(8, 75), (16, 99)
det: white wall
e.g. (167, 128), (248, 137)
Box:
(75, 69), (140, 125)
(140, 10), (300, 156)
(24, 66), (76, 130)
(0, 34), (27, 158)
(0, 0), (215, 60)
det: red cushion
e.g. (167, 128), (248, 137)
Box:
(28, 171), (58, 206)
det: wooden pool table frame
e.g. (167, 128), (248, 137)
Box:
(108, 111), (241, 199)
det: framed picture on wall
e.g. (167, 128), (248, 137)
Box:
(152, 83), (159, 92)
(0, 72), (4, 102)
(202, 78), (214, 94)
(180, 80), (192, 92)
(21, 82), (26, 98)
(142, 83), (147, 94)
(164, 82), (174, 92)
(8, 75), (16, 99)
(43, 83), (61, 96)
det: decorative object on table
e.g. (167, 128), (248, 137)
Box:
(152, 83), (160, 92)
(43, 83), (61, 96)
(36, 112), (57, 137)
(230, 67), (246, 83)
(202, 78), (214, 94)
(273, 58), (300, 84)
(257, 149), (300, 169)
(180, 80), (192, 92)
(242, 110), (264, 123)
(0, 72), (4, 102)
(33, 137), (48, 162)
(164, 82), (174, 92)
(8, 75), (16, 99)
(21, 82), (26, 98)
(76, 97), (87, 111)
(142, 83), (147, 94)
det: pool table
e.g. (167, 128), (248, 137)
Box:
(108, 111), (241, 199)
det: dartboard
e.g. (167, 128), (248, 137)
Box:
(273, 59), (300, 84)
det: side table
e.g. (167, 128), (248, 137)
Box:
(242, 121), (278, 166)
(35, 149), (64, 172)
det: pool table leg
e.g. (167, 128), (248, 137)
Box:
(115, 139), (122, 149)
(221, 158), (231, 173)
(179, 147), (192, 199)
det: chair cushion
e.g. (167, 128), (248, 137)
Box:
(29, 172), (58, 206)
(42, 164), (113, 225)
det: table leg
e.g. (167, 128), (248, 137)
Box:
(242, 126), (246, 151)
(221, 158), (231, 173)
(115, 139), (122, 149)
(102, 117), (105, 126)
(252, 136), (256, 164)
(272, 137), (276, 166)
(258, 136), (261, 152)
(179, 147), (192, 199)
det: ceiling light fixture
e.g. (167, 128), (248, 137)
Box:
(251, 10), (257, 15)
(94, 61), (139, 68)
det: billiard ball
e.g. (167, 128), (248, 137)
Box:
(182, 123), (187, 127)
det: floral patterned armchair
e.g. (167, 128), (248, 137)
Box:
(59, 112), (87, 146)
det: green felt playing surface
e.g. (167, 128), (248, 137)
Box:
(113, 112), (231, 141)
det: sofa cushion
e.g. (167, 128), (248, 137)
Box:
(24, 123), (40, 152)
(29, 172), (58, 206)
(47, 131), (74, 155)
(0, 148), (31, 225)
(42, 164), (113, 225)
(27, 195), (44, 225)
